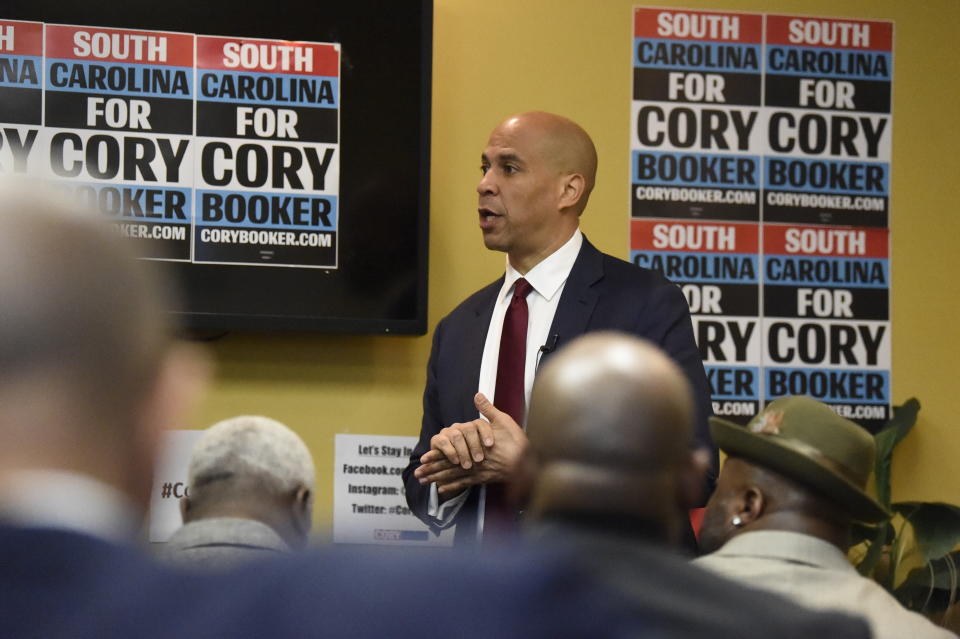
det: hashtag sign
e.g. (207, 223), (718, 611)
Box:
(161, 482), (173, 498)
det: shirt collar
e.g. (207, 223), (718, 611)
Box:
(168, 517), (290, 553)
(713, 530), (856, 573)
(0, 469), (141, 543)
(502, 229), (583, 302)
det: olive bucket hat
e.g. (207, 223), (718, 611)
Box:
(709, 396), (890, 523)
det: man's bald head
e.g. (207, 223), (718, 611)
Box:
(491, 111), (598, 213)
(524, 332), (701, 542)
(478, 111), (599, 272)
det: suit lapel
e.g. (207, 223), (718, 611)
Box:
(460, 278), (501, 419)
(544, 237), (604, 365)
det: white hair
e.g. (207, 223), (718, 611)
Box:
(187, 416), (315, 497)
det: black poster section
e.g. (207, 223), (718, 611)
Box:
(5, 0), (431, 334)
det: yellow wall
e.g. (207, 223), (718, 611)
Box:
(191, 0), (960, 535)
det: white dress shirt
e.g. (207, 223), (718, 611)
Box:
(428, 230), (584, 533)
(0, 469), (141, 543)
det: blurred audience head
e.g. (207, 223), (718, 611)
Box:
(0, 178), (206, 516)
(699, 395), (889, 554)
(182, 415), (315, 549)
(522, 331), (706, 545)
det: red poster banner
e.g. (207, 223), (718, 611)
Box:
(44, 24), (194, 66)
(197, 36), (339, 76)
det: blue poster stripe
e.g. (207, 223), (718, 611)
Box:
(633, 150), (760, 188)
(764, 256), (888, 289)
(632, 250), (759, 284)
(767, 45), (892, 81)
(0, 55), (42, 88)
(197, 70), (338, 108)
(56, 182), (192, 223)
(765, 366), (889, 404)
(45, 60), (193, 98)
(706, 365), (760, 400)
(195, 189), (338, 230)
(764, 157), (888, 196)
(634, 38), (761, 73)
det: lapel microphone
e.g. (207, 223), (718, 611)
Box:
(535, 334), (559, 371)
(539, 333), (560, 355)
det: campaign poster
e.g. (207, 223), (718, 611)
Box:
(43, 24), (195, 261)
(631, 8), (765, 421)
(193, 35), (340, 268)
(631, 8), (893, 430)
(0, 19), (42, 124)
(333, 434), (454, 547)
(0, 18), (343, 273)
(762, 15), (893, 428)
(763, 15), (892, 227)
(0, 20), (43, 182)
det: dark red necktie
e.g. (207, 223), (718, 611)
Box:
(486, 278), (532, 542)
(494, 278), (533, 424)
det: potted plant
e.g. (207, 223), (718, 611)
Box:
(853, 398), (960, 629)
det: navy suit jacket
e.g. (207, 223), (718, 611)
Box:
(0, 524), (632, 638)
(403, 237), (715, 543)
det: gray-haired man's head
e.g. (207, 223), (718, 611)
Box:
(182, 415), (316, 549)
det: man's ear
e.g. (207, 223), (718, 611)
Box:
(738, 485), (766, 525)
(141, 344), (211, 439)
(557, 173), (586, 212)
(179, 496), (191, 523)
(131, 343), (211, 512)
(678, 448), (710, 510)
(290, 486), (313, 548)
(507, 444), (538, 511)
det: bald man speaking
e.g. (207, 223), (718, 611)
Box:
(402, 112), (714, 545)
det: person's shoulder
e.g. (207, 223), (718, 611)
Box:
(0, 525), (190, 637)
(241, 544), (634, 638)
(586, 246), (688, 314)
(437, 277), (503, 325)
(651, 551), (870, 638)
(0, 523), (145, 571)
(587, 241), (675, 292)
(602, 253), (669, 286)
(531, 528), (870, 639)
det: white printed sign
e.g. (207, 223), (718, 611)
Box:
(147, 429), (204, 542)
(333, 434), (454, 547)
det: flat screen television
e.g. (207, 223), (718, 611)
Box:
(1, 0), (431, 334)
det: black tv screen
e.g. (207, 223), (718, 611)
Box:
(1, 0), (431, 334)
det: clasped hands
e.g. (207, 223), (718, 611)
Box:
(414, 393), (528, 498)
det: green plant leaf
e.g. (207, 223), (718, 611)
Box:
(890, 398), (921, 447)
(874, 398), (921, 508)
(894, 501), (960, 562)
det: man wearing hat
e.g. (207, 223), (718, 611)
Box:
(695, 396), (954, 639)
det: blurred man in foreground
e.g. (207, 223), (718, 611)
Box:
(696, 395), (954, 639)
(163, 415), (315, 569)
(517, 332), (871, 638)
(0, 182), (634, 639)
(0, 182), (204, 546)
